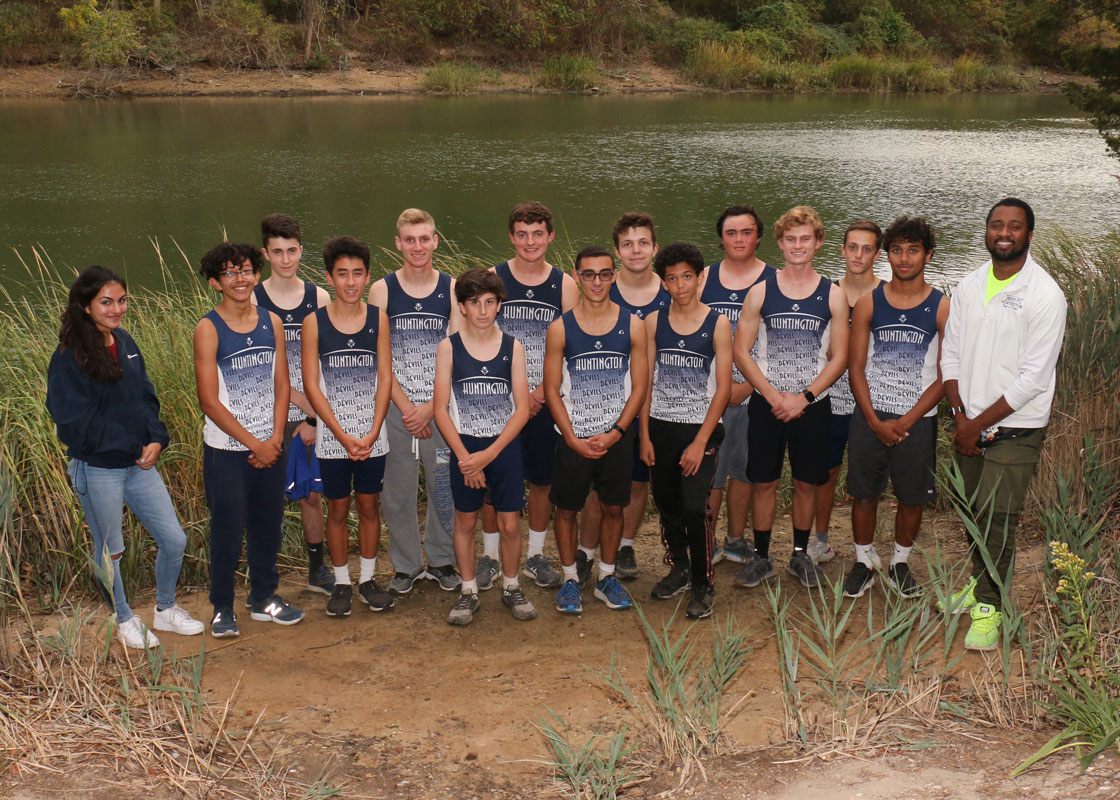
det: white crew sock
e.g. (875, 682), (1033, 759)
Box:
(527, 529), (547, 558)
(891, 543), (913, 566)
(359, 556), (376, 583)
(502, 574), (519, 591)
(598, 561), (616, 580)
(855, 543), (876, 569)
(578, 544), (596, 560)
(482, 530), (500, 560)
(620, 537), (635, 548)
(461, 579), (478, 595)
(333, 565), (351, 585)
(562, 563), (578, 582)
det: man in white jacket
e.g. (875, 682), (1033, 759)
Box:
(939, 198), (1066, 651)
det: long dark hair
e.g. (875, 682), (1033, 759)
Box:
(59, 266), (126, 383)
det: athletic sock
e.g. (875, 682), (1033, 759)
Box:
(725, 534), (743, 544)
(333, 565), (351, 585)
(461, 579), (478, 595)
(620, 537), (635, 548)
(578, 544), (596, 560)
(482, 530), (500, 560)
(891, 543), (913, 566)
(527, 529), (547, 558)
(359, 556), (376, 583)
(502, 575), (519, 591)
(855, 543), (876, 569)
(793, 527), (811, 552)
(753, 529), (772, 560)
(598, 562), (616, 580)
(814, 529), (830, 544)
(562, 563), (579, 583)
(307, 541), (324, 571)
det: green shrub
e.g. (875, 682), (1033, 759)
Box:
(59, 0), (140, 68)
(0, 0), (65, 64)
(537, 55), (601, 90)
(850, 3), (917, 54)
(194, 0), (291, 69)
(683, 40), (757, 89)
(424, 60), (488, 93)
(950, 54), (1026, 90)
(650, 14), (733, 65)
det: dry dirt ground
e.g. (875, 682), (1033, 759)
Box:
(0, 61), (1073, 100)
(8, 503), (1118, 799)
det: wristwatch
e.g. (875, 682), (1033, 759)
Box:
(802, 389), (815, 404)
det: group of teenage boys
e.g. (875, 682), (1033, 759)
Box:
(191, 196), (1063, 652)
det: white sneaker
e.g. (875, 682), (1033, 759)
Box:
(117, 615), (160, 649)
(153, 604), (205, 636)
(807, 537), (835, 564)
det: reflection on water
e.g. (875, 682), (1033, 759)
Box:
(0, 93), (1115, 291)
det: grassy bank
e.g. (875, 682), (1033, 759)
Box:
(1, 0), (1093, 96)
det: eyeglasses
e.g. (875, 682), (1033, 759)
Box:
(219, 267), (255, 280)
(577, 269), (616, 282)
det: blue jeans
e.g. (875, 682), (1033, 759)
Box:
(68, 459), (188, 623)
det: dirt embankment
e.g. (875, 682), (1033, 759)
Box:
(0, 61), (1073, 100)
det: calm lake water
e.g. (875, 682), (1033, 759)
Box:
(0, 92), (1116, 292)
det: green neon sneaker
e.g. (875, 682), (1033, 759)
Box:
(938, 576), (978, 615)
(964, 604), (1002, 651)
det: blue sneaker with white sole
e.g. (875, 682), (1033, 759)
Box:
(555, 579), (583, 614)
(593, 575), (633, 610)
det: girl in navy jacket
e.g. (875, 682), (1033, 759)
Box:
(46, 266), (204, 649)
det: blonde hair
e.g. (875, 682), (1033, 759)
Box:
(396, 207), (435, 233)
(774, 206), (825, 241)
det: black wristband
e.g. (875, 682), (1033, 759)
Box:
(802, 388), (815, 404)
(305, 416), (317, 427)
(612, 423), (626, 436)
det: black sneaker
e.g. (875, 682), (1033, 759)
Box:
(358, 579), (395, 611)
(733, 553), (774, 588)
(426, 564), (461, 592)
(685, 585), (714, 620)
(616, 545), (639, 579)
(326, 584), (353, 617)
(650, 566), (691, 600)
(210, 606), (239, 638)
(886, 563), (922, 598)
(249, 594), (304, 625)
(388, 570), (424, 595)
(575, 550), (593, 588)
(842, 562), (875, 598)
(307, 563), (335, 596)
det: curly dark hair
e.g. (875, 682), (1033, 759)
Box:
(58, 266), (126, 383)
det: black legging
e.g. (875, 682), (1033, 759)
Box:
(648, 417), (724, 590)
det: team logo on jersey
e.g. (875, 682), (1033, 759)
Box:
(481, 366), (489, 375)
(730, 292), (739, 301)
(368, 328), (374, 334)
(678, 339), (686, 348)
(306, 303), (313, 309)
(594, 340), (603, 350)
(347, 339), (356, 348)
(526, 289), (535, 299)
(285, 313), (294, 322)
(246, 337), (254, 345)
(899, 314), (907, 323)
(792, 304), (800, 312)
(923, 307), (930, 313)
(702, 332), (710, 338)
(415, 303), (423, 311)
(816, 296), (823, 301)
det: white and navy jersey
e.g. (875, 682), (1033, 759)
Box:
(559, 309), (632, 438)
(829, 303), (857, 415)
(449, 332), (516, 439)
(865, 285), (943, 417)
(202, 307), (277, 451)
(650, 309), (720, 424)
(610, 282), (669, 321)
(754, 274), (833, 397)
(384, 271), (452, 404)
(701, 261), (775, 382)
(494, 261), (564, 388)
(254, 283), (318, 422)
(314, 305), (389, 460)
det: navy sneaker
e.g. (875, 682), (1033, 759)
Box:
(615, 545), (639, 579)
(555, 579), (583, 614)
(358, 579), (395, 611)
(307, 563), (335, 596)
(593, 575), (633, 610)
(249, 594), (304, 625)
(210, 606), (239, 638)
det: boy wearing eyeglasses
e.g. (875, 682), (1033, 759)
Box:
(543, 247), (648, 615)
(193, 242), (303, 638)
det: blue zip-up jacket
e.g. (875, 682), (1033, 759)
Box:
(46, 328), (170, 468)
